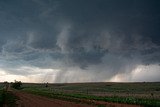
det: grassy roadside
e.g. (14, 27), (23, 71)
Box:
(0, 90), (18, 107)
(22, 87), (160, 107)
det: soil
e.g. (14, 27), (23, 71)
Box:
(11, 90), (142, 107)
(12, 90), (94, 107)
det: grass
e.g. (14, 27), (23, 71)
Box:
(0, 90), (4, 107)
(21, 82), (160, 107)
(0, 89), (18, 107)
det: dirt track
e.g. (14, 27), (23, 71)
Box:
(12, 90), (94, 107)
(11, 90), (141, 107)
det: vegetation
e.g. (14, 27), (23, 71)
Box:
(0, 89), (18, 107)
(0, 90), (5, 107)
(0, 81), (19, 107)
(11, 80), (22, 89)
(21, 82), (160, 107)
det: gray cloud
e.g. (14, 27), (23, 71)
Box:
(0, 0), (160, 82)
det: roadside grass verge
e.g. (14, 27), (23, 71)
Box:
(22, 87), (160, 107)
(0, 90), (4, 107)
(0, 89), (18, 107)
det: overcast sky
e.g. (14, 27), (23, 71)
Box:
(0, 0), (160, 83)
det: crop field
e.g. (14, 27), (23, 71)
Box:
(20, 82), (160, 107)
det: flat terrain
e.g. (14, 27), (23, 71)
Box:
(22, 82), (160, 100)
(12, 90), (95, 107)
(1, 82), (160, 107)
(21, 82), (160, 107)
(12, 89), (140, 107)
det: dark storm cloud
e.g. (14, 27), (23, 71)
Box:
(0, 0), (160, 82)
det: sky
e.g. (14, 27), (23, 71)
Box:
(0, 0), (160, 83)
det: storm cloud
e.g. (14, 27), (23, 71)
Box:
(0, 0), (160, 82)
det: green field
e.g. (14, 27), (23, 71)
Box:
(20, 82), (160, 107)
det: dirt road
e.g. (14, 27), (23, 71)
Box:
(12, 90), (95, 107)
(11, 90), (141, 107)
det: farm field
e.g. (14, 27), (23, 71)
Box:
(0, 82), (160, 107)
(19, 82), (160, 107)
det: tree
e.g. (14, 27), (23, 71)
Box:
(11, 80), (22, 89)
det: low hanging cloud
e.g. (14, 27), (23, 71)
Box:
(0, 0), (160, 82)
